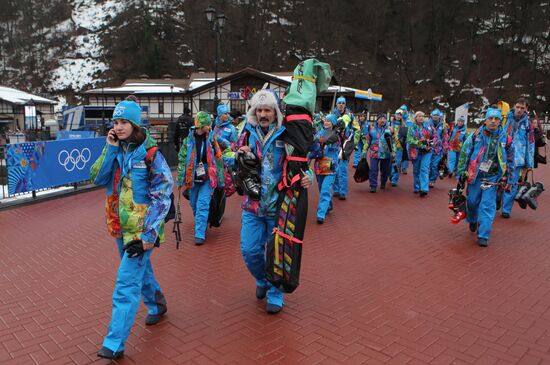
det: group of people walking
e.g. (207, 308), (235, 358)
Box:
(89, 93), (543, 359)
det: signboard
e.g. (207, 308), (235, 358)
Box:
(454, 103), (469, 128)
(56, 131), (96, 140)
(6, 137), (105, 194)
(228, 92), (241, 100)
(354, 88), (383, 101)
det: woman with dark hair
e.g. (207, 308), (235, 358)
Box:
(90, 96), (173, 360)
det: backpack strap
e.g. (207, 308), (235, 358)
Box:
(145, 146), (158, 171)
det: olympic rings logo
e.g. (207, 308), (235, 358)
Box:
(58, 148), (91, 172)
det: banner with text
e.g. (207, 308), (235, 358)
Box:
(6, 137), (105, 195)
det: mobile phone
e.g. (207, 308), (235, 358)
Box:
(110, 129), (118, 141)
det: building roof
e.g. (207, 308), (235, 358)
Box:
(81, 68), (381, 99)
(122, 78), (190, 89)
(0, 86), (57, 105)
(84, 83), (187, 95)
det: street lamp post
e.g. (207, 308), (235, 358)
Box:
(101, 85), (106, 136)
(205, 5), (227, 111)
(170, 85), (174, 123)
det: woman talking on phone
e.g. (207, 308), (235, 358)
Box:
(89, 95), (173, 360)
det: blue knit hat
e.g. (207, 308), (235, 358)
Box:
(337, 96), (346, 104)
(325, 114), (338, 126)
(216, 103), (229, 116)
(485, 108), (502, 120)
(113, 100), (142, 127)
(431, 108), (443, 117)
(400, 104), (408, 111)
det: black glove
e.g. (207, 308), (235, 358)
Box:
(458, 174), (467, 189)
(124, 239), (144, 258)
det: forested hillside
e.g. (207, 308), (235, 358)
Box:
(1, 0), (548, 111)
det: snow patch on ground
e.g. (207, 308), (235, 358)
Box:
(1, 185), (73, 204)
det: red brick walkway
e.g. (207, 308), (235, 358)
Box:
(1, 166), (550, 364)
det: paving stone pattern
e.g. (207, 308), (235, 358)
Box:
(1, 167), (550, 364)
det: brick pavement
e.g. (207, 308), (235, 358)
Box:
(1, 166), (550, 364)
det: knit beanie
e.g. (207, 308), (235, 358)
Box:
(217, 103), (230, 116)
(485, 108), (502, 120)
(112, 96), (142, 127)
(194, 111), (212, 128)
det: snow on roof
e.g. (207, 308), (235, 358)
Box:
(85, 83), (186, 94)
(0, 86), (56, 105)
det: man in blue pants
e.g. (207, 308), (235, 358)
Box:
(226, 90), (312, 314)
(390, 108), (406, 187)
(400, 104), (412, 174)
(176, 111), (225, 245)
(456, 108), (514, 246)
(353, 113), (367, 168)
(407, 111), (438, 196)
(428, 109), (449, 187)
(332, 96), (355, 200)
(501, 98), (534, 218)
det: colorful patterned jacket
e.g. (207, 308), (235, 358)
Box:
(213, 118), (238, 151)
(406, 121), (440, 160)
(504, 110), (535, 168)
(225, 123), (287, 217)
(391, 119), (405, 150)
(456, 125), (514, 184)
(333, 108), (358, 159)
(448, 124), (467, 152)
(429, 118), (450, 155)
(175, 128), (224, 188)
(90, 132), (173, 245)
(363, 123), (394, 159)
(309, 128), (340, 176)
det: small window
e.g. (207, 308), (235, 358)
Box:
(230, 100), (247, 114)
(158, 101), (164, 114)
(199, 100), (214, 114)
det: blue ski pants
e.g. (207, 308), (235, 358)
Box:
(412, 152), (432, 193)
(103, 238), (165, 353)
(240, 211), (284, 307)
(466, 174), (499, 240)
(189, 181), (212, 240)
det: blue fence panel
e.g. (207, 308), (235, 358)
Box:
(6, 138), (105, 194)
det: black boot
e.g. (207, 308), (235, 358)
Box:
(145, 291), (167, 326)
(97, 347), (124, 360)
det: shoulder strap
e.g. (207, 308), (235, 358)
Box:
(145, 146), (158, 171)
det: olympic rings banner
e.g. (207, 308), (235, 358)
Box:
(5, 137), (105, 195)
